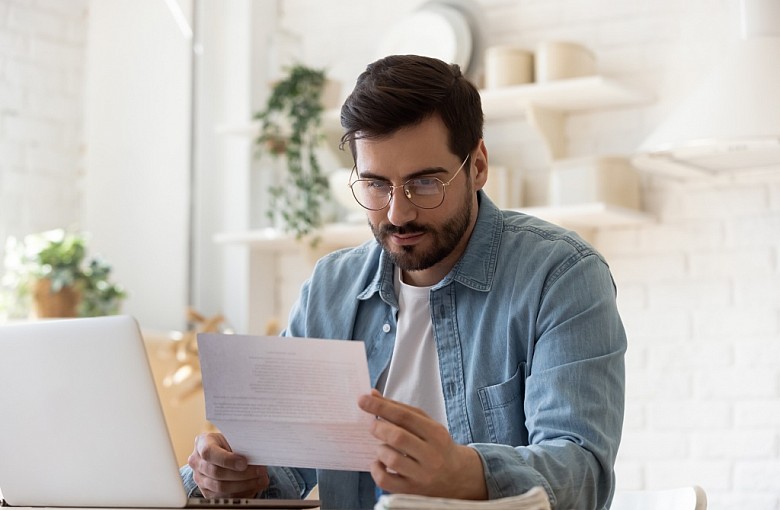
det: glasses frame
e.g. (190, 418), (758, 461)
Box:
(348, 154), (470, 211)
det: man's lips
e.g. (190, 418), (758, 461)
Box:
(389, 231), (425, 246)
(379, 224), (428, 247)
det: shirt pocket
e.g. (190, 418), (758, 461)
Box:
(477, 363), (528, 446)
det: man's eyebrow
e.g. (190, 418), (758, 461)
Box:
(358, 166), (449, 181)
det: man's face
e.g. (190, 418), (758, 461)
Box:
(354, 116), (482, 285)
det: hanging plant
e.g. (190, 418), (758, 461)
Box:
(253, 64), (332, 243)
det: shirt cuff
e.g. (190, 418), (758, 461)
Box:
(179, 464), (307, 500)
(470, 443), (555, 507)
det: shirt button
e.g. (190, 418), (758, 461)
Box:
(382, 323), (391, 333)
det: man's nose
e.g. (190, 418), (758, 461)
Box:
(385, 188), (417, 226)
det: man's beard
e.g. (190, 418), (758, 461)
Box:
(370, 191), (473, 272)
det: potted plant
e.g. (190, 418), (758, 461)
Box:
(253, 64), (334, 242)
(0, 229), (127, 319)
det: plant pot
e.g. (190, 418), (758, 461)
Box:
(263, 133), (289, 155)
(31, 278), (81, 318)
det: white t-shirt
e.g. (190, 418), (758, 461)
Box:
(375, 267), (448, 427)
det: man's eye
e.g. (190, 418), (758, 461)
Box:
(411, 178), (438, 187)
(408, 178), (440, 193)
(366, 181), (390, 191)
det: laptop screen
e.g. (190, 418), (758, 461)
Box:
(0, 316), (189, 508)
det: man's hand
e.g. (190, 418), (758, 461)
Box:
(358, 390), (488, 499)
(188, 432), (270, 498)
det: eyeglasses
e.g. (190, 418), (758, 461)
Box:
(348, 154), (470, 211)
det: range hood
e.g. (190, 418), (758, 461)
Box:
(633, 0), (780, 178)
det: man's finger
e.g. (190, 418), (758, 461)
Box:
(197, 434), (248, 471)
(364, 390), (429, 417)
(369, 416), (427, 460)
(358, 392), (432, 438)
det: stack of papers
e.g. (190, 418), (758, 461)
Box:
(374, 487), (551, 510)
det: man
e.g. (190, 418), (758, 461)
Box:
(181, 55), (626, 510)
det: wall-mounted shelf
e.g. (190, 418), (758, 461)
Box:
(480, 76), (652, 120)
(213, 223), (371, 251)
(515, 202), (653, 228)
(480, 76), (651, 160)
(215, 75), (651, 141)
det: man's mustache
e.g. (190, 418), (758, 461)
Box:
(378, 223), (429, 236)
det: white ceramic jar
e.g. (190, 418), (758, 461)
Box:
(535, 41), (596, 83)
(484, 45), (534, 88)
(548, 156), (640, 209)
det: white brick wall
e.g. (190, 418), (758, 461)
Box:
(601, 173), (780, 508)
(0, 0), (88, 255)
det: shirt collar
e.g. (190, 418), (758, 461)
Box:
(434, 190), (501, 292)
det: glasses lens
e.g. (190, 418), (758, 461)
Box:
(351, 180), (391, 210)
(405, 178), (445, 208)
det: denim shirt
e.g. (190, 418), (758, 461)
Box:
(181, 192), (626, 510)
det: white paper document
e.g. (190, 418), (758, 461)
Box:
(197, 333), (381, 472)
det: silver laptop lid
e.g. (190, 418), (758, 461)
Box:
(0, 315), (187, 508)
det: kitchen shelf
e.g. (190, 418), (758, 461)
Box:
(480, 76), (652, 120)
(213, 76), (652, 165)
(513, 202), (653, 228)
(213, 223), (372, 251)
(480, 76), (651, 159)
(215, 75), (651, 138)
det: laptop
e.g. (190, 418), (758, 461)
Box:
(0, 315), (319, 509)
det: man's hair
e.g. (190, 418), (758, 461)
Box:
(340, 54), (484, 167)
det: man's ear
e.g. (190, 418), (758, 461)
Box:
(472, 140), (489, 191)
